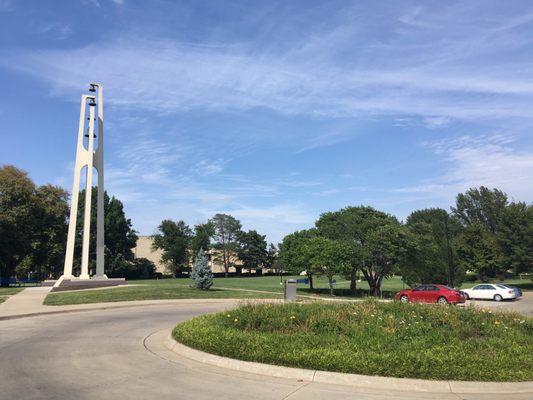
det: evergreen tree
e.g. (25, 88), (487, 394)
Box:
(191, 249), (213, 290)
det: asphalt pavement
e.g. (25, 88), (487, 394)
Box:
(1, 301), (531, 400)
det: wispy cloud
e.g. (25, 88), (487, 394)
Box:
(4, 3), (533, 126)
(396, 134), (533, 202)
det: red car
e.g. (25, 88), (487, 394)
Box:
(395, 284), (466, 305)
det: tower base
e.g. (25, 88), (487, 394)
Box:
(51, 275), (127, 292)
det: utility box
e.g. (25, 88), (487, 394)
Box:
(284, 279), (297, 302)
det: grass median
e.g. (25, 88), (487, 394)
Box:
(172, 301), (533, 382)
(44, 284), (281, 305)
(0, 287), (23, 304)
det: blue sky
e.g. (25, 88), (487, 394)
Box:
(1, 0), (532, 243)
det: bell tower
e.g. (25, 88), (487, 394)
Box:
(54, 84), (126, 290)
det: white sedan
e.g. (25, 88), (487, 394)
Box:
(461, 284), (520, 302)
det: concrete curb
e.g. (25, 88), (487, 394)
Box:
(165, 334), (533, 394)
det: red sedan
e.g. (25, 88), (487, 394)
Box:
(395, 284), (466, 305)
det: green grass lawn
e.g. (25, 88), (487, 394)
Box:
(173, 301), (533, 382)
(43, 281), (282, 305)
(43, 274), (532, 305)
(0, 287), (23, 304)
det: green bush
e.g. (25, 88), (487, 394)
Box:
(173, 301), (532, 381)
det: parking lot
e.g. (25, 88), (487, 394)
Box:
(466, 292), (533, 316)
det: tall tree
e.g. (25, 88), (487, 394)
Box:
(404, 208), (463, 286)
(190, 222), (214, 261)
(209, 214), (242, 277)
(0, 166), (37, 283)
(452, 186), (508, 234)
(497, 202), (533, 275)
(152, 220), (192, 276)
(455, 223), (501, 280)
(304, 237), (353, 295)
(29, 184), (69, 279)
(237, 230), (268, 276)
(278, 229), (317, 289)
(400, 223), (445, 287)
(363, 222), (410, 295)
(264, 243), (281, 279)
(315, 206), (397, 295)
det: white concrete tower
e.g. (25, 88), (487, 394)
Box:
(57, 83), (106, 285)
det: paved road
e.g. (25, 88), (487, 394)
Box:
(0, 302), (531, 400)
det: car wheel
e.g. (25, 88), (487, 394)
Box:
(462, 292), (470, 300)
(400, 295), (409, 303)
(493, 294), (503, 302)
(437, 296), (448, 305)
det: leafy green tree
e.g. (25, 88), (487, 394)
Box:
(315, 206), (398, 296)
(75, 188), (138, 276)
(455, 223), (501, 280)
(28, 184), (69, 279)
(404, 208), (463, 287)
(109, 257), (156, 279)
(152, 220), (192, 276)
(452, 186), (508, 234)
(0, 166), (36, 283)
(401, 223), (447, 287)
(278, 229), (317, 289)
(264, 243), (281, 278)
(304, 237), (353, 295)
(0, 166), (69, 283)
(497, 202), (533, 274)
(209, 213), (242, 277)
(190, 222), (214, 261)
(191, 249), (214, 290)
(237, 230), (268, 276)
(363, 222), (410, 295)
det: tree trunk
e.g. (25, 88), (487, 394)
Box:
(328, 275), (334, 296)
(375, 273), (384, 297)
(349, 269), (357, 296)
(223, 249), (228, 278)
(308, 273), (314, 290)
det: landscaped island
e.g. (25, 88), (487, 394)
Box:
(172, 301), (533, 382)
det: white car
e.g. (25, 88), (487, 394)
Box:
(460, 284), (520, 302)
